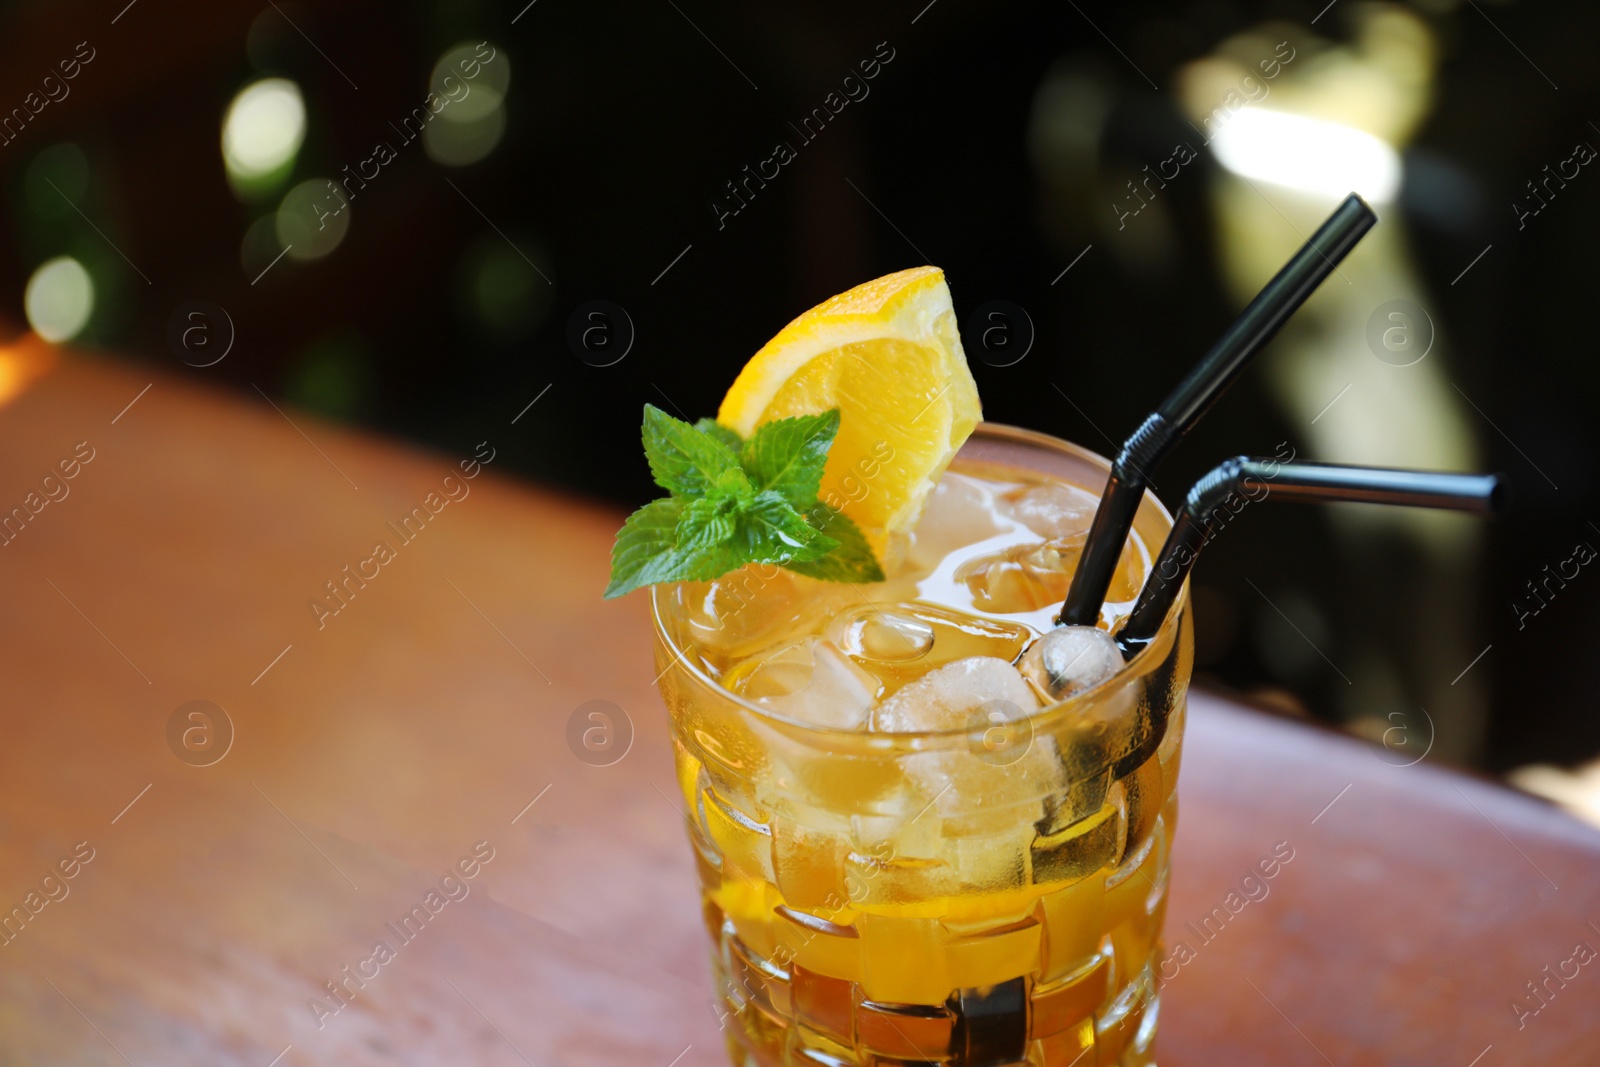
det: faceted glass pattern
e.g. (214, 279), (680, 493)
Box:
(652, 427), (1193, 1067)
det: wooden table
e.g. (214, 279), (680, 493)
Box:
(0, 353), (1595, 1066)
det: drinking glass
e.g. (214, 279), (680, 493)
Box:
(652, 424), (1193, 1067)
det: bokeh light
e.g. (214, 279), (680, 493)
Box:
(0, 332), (58, 412)
(458, 236), (551, 339)
(222, 78), (306, 193)
(240, 213), (283, 280)
(1210, 108), (1402, 203)
(432, 42), (510, 124)
(24, 256), (94, 343)
(276, 178), (349, 261)
(24, 144), (90, 220)
(425, 106), (506, 167)
(425, 42), (509, 167)
(287, 332), (372, 418)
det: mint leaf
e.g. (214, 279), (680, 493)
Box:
(712, 466), (754, 498)
(741, 490), (837, 563)
(605, 498), (686, 598)
(606, 404), (883, 597)
(677, 467), (757, 548)
(643, 541), (752, 586)
(786, 505), (884, 583)
(676, 494), (739, 549)
(643, 405), (738, 497)
(741, 410), (838, 507)
(605, 498), (751, 597)
(694, 418), (744, 455)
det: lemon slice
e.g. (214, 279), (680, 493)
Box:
(717, 266), (980, 567)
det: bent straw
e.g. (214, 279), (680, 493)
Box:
(1057, 193), (1378, 626)
(1114, 457), (1504, 659)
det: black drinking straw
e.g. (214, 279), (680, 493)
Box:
(1057, 193), (1378, 627)
(1114, 457), (1504, 659)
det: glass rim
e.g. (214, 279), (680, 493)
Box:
(649, 421), (1188, 743)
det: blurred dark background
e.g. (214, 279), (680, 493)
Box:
(2, 0), (1596, 787)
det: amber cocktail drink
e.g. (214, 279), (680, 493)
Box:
(654, 425), (1192, 1067)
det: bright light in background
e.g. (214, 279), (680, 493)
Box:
(222, 78), (306, 188)
(1512, 761), (1600, 829)
(425, 42), (509, 168)
(425, 107), (506, 167)
(0, 333), (59, 409)
(276, 178), (349, 262)
(24, 256), (94, 343)
(432, 42), (509, 123)
(1211, 108), (1402, 202)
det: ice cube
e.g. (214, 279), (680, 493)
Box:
(954, 539), (1083, 613)
(874, 658), (1067, 832)
(873, 656), (1040, 733)
(830, 603), (1032, 698)
(908, 471), (1005, 569)
(729, 637), (875, 730)
(1019, 626), (1123, 702)
(1001, 482), (1097, 541)
(1099, 539), (1149, 614)
(853, 610), (936, 662)
(677, 565), (851, 662)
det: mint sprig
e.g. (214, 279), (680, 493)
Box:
(604, 406), (884, 598)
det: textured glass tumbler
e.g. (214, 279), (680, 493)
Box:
(652, 426), (1194, 1067)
